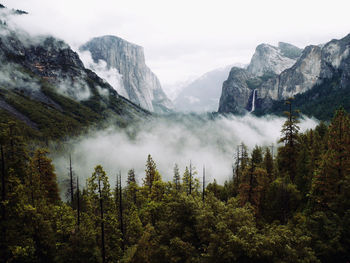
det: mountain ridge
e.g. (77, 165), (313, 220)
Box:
(218, 34), (350, 120)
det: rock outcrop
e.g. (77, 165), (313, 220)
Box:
(218, 34), (350, 114)
(247, 43), (301, 76)
(80, 36), (173, 113)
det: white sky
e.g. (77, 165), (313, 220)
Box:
(3, 0), (350, 90)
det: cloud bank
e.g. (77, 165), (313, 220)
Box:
(3, 0), (350, 88)
(52, 114), (318, 187)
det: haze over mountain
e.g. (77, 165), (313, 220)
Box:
(80, 36), (173, 113)
(0, 6), (149, 138)
(218, 34), (350, 120)
(173, 65), (233, 113)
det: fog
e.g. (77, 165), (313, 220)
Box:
(53, 114), (318, 187)
(4, 0), (350, 88)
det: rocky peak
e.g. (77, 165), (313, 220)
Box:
(80, 36), (173, 113)
(247, 43), (298, 76)
(218, 33), (350, 115)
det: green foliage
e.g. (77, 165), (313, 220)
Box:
(1, 108), (350, 262)
(256, 75), (350, 121)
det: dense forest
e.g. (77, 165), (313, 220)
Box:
(1, 102), (350, 262)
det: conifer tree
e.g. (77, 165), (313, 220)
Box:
(311, 108), (350, 211)
(127, 169), (137, 205)
(144, 154), (157, 192)
(278, 98), (300, 182)
(173, 163), (181, 192)
(29, 149), (59, 204)
(88, 165), (112, 263)
(263, 147), (274, 180)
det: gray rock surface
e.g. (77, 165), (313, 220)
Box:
(80, 36), (173, 113)
(218, 34), (350, 114)
(247, 43), (300, 76)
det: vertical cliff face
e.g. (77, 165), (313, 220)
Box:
(80, 36), (173, 113)
(219, 42), (301, 114)
(218, 67), (253, 114)
(218, 34), (350, 115)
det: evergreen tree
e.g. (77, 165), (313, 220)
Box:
(278, 98), (300, 182)
(173, 163), (181, 192)
(29, 149), (59, 205)
(144, 154), (157, 192)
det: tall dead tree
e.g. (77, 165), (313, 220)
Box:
(118, 172), (124, 252)
(189, 161), (192, 195)
(202, 165), (205, 202)
(69, 154), (74, 206)
(98, 175), (106, 263)
(76, 176), (80, 227)
(1, 144), (5, 221)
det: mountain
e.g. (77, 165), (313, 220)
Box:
(0, 8), (149, 139)
(219, 42), (302, 114)
(247, 43), (301, 76)
(173, 65), (233, 112)
(218, 35), (350, 120)
(80, 36), (173, 113)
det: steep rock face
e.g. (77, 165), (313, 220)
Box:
(277, 45), (322, 98)
(80, 36), (173, 113)
(247, 43), (299, 76)
(218, 34), (350, 115)
(218, 67), (253, 114)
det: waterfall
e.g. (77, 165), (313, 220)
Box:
(250, 89), (257, 112)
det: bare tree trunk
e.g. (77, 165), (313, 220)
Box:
(76, 176), (80, 227)
(1, 144), (5, 221)
(189, 161), (192, 195)
(119, 173), (124, 252)
(0, 144), (6, 258)
(202, 165), (205, 202)
(98, 177), (106, 263)
(69, 154), (74, 206)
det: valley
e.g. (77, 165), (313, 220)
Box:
(1, 2), (350, 262)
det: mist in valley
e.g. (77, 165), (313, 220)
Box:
(53, 113), (318, 188)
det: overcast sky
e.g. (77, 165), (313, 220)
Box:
(3, 0), (350, 90)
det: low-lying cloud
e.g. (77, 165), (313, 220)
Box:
(53, 114), (318, 187)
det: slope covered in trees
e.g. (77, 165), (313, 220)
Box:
(1, 105), (350, 262)
(255, 75), (350, 121)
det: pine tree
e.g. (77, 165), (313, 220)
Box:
(29, 149), (59, 205)
(144, 154), (157, 192)
(263, 147), (274, 180)
(310, 108), (350, 211)
(87, 165), (112, 263)
(278, 98), (300, 182)
(127, 169), (137, 205)
(173, 163), (181, 192)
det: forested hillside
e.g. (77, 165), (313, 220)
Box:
(255, 75), (350, 120)
(1, 102), (350, 262)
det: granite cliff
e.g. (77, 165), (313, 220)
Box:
(80, 36), (173, 113)
(218, 34), (350, 117)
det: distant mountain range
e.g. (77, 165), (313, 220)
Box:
(173, 65), (233, 113)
